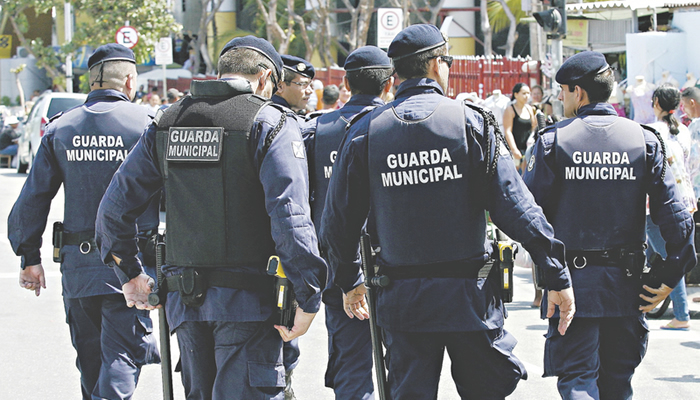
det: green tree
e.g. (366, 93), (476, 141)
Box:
(2, 0), (181, 91)
(488, 0), (526, 58)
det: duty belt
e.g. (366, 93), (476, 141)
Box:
(164, 269), (273, 293)
(566, 247), (644, 269)
(62, 230), (97, 255)
(379, 260), (485, 280)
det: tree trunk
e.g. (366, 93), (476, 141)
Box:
(497, 0), (516, 58)
(480, 0), (492, 58)
(193, 0), (225, 74)
(9, 16), (63, 90)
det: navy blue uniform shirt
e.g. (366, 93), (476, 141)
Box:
(96, 79), (327, 329)
(320, 78), (571, 332)
(303, 94), (384, 307)
(524, 102), (696, 318)
(8, 89), (157, 298)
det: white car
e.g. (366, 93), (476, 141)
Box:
(16, 92), (87, 173)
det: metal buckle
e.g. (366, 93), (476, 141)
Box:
(573, 256), (587, 269)
(79, 241), (92, 255)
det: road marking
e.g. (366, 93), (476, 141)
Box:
(522, 360), (544, 376)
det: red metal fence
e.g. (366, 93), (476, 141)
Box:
(149, 57), (541, 101)
(314, 56), (541, 100)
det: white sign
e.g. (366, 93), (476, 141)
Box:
(377, 8), (403, 49)
(155, 37), (173, 65)
(115, 26), (139, 49)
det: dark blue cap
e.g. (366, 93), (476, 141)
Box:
(555, 51), (610, 85)
(387, 24), (446, 61)
(281, 55), (315, 79)
(88, 43), (135, 70)
(344, 46), (392, 72)
(219, 36), (283, 82)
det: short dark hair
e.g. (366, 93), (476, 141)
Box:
(282, 69), (302, 84)
(346, 68), (394, 96)
(322, 85), (339, 105)
(218, 47), (273, 78)
(567, 68), (614, 103)
(681, 86), (700, 102)
(393, 44), (446, 80)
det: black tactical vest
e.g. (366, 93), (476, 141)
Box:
(155, 82), (276, 268)
(552, 117), (647, 250)
(311, 111), (348, 230)
(367, 98), (487, 266)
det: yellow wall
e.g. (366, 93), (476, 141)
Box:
(310, 47), (338, 70)
(449, 37), (475, 56)
(208, 12), (237, 64)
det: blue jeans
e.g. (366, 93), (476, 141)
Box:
(0, 144), (17, 155)
(646, 215), (690, 321)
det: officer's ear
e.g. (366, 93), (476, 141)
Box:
(343, 76), (352, 94)
(574, 85), (588, 103)
(382, 76), (395, 95)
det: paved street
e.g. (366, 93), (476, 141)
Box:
(0, 168), (698, 399)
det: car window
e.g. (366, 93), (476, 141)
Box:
(47, 98), (84, 119)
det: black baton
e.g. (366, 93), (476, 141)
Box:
(151, 234), (174, 400)
(360, 232), (389, 400)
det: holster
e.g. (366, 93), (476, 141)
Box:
(640, 251), (665, 306)
(176, 269), (208, 308)
(52, 222), (64, 263)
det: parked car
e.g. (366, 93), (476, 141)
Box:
(16, 92), (87, 173)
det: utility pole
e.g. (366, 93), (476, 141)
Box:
(64, 2), (73, 93)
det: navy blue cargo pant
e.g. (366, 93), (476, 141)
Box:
(325, 302), (374, 399)
(383, 327), (526, 400)
(175, 320), (286, 400)
(544, 316), (649, 400)
(63, 294), (159, 400)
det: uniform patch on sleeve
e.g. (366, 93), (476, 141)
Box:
(527, 154), (536, 172)
(292, 141), (305, 159)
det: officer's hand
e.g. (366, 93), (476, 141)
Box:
(122, 273), (157, 310)
(343, 285), (369, 320)
(547, 287), (576, 335)
(19, 264), (46, 297)
(275, 307), (316, 342)
(639, 283), (673, 313)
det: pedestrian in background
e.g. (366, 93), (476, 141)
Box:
(647, 84), (696, 331)
(7, 43), (160, 400)
(523, 51), (696, 399)
(95, 36), (327, 399)
(503, 82), (537, 172)
(320, 24), (574, 399)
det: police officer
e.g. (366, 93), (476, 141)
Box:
(320, 24), (575, 399)
(523, 51), (696, 399)
(270, 54), (315, 396)
(95, 36), (327, 399)
(303, 45), (393, 399)
(273, 55), (315, 115)
(7, 43), (160, 400)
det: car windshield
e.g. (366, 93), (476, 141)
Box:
(47, 98), (84, 119)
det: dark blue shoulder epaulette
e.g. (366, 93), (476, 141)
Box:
(345, 107), (375, 131)
(48, 111), (64, 123)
